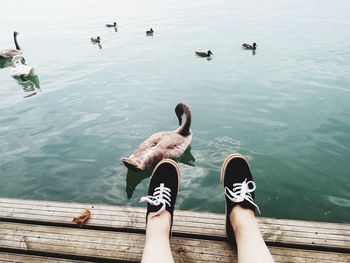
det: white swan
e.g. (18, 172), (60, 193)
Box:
(0, 32), (22, 59)
(10, 55), (36, 78)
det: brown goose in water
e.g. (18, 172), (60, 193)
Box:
(122, 103), (192, 172)
(0, 32), (22, 59)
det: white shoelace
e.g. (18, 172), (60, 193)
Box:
(140, 183), (171, 218)
(225, 179), (261, 214)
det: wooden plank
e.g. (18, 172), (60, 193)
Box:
(1, 222), (349, 263)
(1, 197), (348, 231)
(3, 197), (349, 230)
(0, 253), (84, 263)
(0, 198), (349, 251)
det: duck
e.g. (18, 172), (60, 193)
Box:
(122, 103), (192, 172)
(146, 28), (154, 35)
(242, 42), (257, 50)
(195, 50), (213, 57)
(0, 31), (23, 59)
(90, 36), (101, 43)
(106, 22), (117, 27)
(10, 55), (36, 78)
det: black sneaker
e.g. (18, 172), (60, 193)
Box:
(140, 159), (180, 230)
(220, 153), (260, 247)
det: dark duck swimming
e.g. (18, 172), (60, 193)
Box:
(195, 50), (213, 57)
(122, 103), (192, 172)
(90, 36), (101, 43)
(146, 28), (154, 35)
(242, 42), (257, 50)
(106, 22), (117, 27)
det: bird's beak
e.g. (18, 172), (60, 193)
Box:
(178, 116), (182, 126)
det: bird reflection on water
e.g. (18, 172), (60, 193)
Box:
(12, 75), (41, 98)
(125, 169), (152, 199)
(176, 146), (196, 167)
(0, 57), (11, 69)
(125, 146), (195, 199)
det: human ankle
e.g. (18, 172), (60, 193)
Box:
(229, 205), (256, 231)
(147, 211), (172, 233)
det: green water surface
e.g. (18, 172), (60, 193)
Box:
(0, 0), (349, 223)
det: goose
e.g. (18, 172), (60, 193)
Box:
(146, 28), (154, 35)
(122, 103), (192, 172)
(90, 36), (101, 43)
(242, 42), (257, 50)
(10, 55), (35, 78)
(106, 22), (117, 27)
(195, 50), (213, 57)
(0, 31), (22, 59)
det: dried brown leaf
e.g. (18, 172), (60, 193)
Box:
(72, 209), (92, 227)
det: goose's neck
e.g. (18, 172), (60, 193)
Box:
(14, 34), (20, 50)
(178, 106), (192, 136)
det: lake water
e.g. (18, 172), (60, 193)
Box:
(1, 0), (349, 223)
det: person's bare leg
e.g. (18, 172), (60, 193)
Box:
(230, 206), (275, 263)
(220, 153), (275, 263)
(140, 159), (179, 263)
(141, 211), (174, 263)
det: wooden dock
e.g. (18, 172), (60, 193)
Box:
(0, 197), (349, 262)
